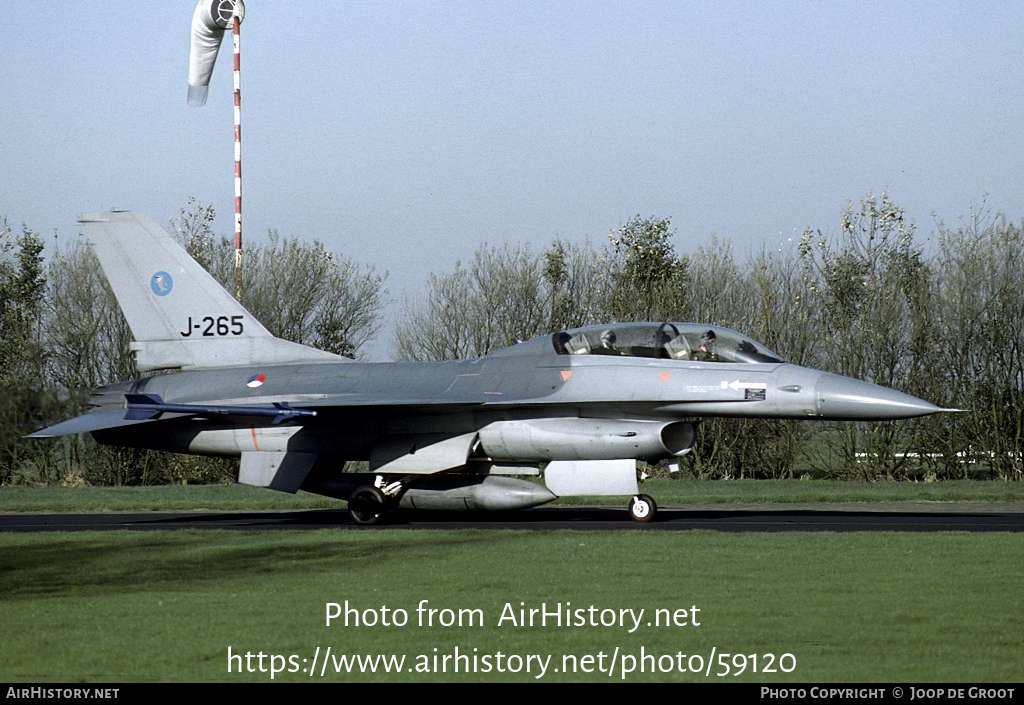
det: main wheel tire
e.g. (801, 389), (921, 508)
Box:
(349, 486), (388, 525)
(628, 494), (657, 523)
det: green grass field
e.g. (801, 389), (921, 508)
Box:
(1, 481), (1022, 683)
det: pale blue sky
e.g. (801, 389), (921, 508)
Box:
(3, 1), (1022, 358)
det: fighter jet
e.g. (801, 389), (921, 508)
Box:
(32, 211), (949, 523)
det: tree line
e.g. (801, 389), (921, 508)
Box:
(2, 194), (1021, 485)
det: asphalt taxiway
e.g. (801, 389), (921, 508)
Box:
(2, 503), (1022, 532)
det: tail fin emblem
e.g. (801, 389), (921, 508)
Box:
(150, 271), (174, 297)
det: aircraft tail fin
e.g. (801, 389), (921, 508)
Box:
(79, 210), (345, 372)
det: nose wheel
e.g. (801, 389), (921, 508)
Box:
(628, 494), (657, 523)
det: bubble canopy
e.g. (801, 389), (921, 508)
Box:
(545, 322), (785, 363)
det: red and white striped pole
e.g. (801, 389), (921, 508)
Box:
(233, 9), (243, 300)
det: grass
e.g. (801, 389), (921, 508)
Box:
(1, 529), (1022, 683)
(1, 481), (1022, 683)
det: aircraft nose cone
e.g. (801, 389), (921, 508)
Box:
(814, 373), (943, 420)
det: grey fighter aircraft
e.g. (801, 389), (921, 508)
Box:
(32, 211), (948, 523)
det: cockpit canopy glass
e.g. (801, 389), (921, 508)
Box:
(550, 323), (784, 363)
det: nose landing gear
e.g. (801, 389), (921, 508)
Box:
(628, 494), (657, 523)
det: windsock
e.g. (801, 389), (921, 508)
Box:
(187, 0), (245, 107)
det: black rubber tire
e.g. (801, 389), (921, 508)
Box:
(628, 494), (657, 523)
(349, 486), (388, 525)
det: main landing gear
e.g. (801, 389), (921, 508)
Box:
(628, 494), (657, 523)
(348, 476), (404, 525)
(348, 485), (389, 525)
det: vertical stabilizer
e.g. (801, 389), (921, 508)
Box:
(79, 210), (344, 372)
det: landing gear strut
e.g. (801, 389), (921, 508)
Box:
(628, 494), (657, 523)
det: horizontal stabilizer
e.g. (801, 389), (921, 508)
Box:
(28, 409), (160, 438)
(125, 394), (316, 424)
